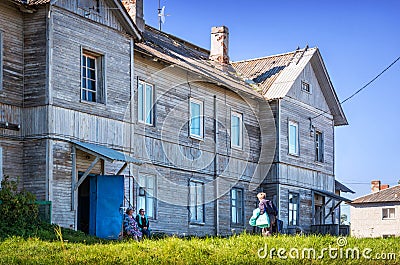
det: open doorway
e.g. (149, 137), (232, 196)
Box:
(77, 173), (96, 234)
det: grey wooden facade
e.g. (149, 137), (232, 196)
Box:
(1, 0), (348, 236)
(232, 48), (349, 233)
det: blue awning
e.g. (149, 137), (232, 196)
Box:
(72, 141), (142, 165)
(312, 189), (351, 202)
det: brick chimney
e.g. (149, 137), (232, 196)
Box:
(381, 184), (390, 190)
(122, 0), (145, 32)
(209, 26), (229, 64)
(371, 180), (381, 193)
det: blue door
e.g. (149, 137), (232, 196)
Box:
(89, 175), (124, 239)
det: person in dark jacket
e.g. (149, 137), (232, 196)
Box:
(136, 208), (151, 238)
(257, 192), (278, 236)
(123, 207), (142, 240)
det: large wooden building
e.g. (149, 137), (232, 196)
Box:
(0, 0), (348, 237)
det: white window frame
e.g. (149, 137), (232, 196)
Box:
(189, 180), (205, 224)
(0, 31), (3, 90)
(189, 98), (204, 139)
(231, 111), (243, 149)
(288, 192), (299, 226)
(288, 121), (299, 155)
(81, 49), (105, 104)
(382, 208), (395, 220)
(81, 53), (97, 102)
(231, 188), (244, 225)
(315, 131), (324, 162)
(138, 80), (154, 125)
(301, 80), (311, 93)
(137, 174), (156, 219)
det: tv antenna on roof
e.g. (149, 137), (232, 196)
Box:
(158, 0), (167, 31)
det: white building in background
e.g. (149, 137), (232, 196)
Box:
(350, 181), (400, 238)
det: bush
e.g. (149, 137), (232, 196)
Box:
(0, 176), (41, 238)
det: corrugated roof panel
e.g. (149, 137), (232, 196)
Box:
(135, 26), (263, 99)
(351, 185), (400, 204)
(72, 141), (142, 165)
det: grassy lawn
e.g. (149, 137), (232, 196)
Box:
(0, 233), (399, 264)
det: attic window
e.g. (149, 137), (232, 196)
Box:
(301, 81), (311, 93)
(78, 0), (99, 12)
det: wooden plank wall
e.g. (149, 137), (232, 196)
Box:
(23, 139), (47, 200)
(50, 7), (133, 123)
(0, 1), (24, 106)
(0, 2), (24, 189)
(1, 140), (24, 187)
(55, 0), (125, 33)
(23, 7), (47, 107)
(133, 55), (263, 235)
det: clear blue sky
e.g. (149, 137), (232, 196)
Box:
(143, 0), (400, 199)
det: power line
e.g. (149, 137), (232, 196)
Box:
(312, 55), (400, 120)
(340, 55), (400, 105)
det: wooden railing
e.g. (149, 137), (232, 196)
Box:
(311, 224), (350, 236)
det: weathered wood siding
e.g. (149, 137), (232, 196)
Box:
(0, 140), (24, 186)
(55, 0), (127, 33)
(279, 62), (335, 188)
(263, 62), (338, 232)
(50, 6), (133, 123)
(0, 1), (24, 106)
(0, 2), (24, 189)
(23, 6), (48, 107)
(51, 140), (74, 227)
(23, 139), (47, 200)
(133, 55), (262, 235)
(286, 62), (330, 113)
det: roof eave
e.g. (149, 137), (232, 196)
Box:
(134, 47), (263, 101)
(313, 49), (348, 126)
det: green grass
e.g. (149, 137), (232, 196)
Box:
(0, 233), (399, 264)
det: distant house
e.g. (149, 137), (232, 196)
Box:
(350, 181), (400, 238)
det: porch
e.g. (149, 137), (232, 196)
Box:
(311, 189), (351, 236)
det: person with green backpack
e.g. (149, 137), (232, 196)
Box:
(249, 192), (278, 236)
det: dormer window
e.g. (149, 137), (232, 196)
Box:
(301, 81), (311, 93)
(78, 0), (99, 12)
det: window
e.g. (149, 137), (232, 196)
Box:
(138, 80), (154, 125)
(231, 111), (243, 148)
(288, 192), (299, 226)
(301, 81), (311, 93)
(189, 98), (204, 138)
(81, 51), (104, 103)
(137, 175), (156, 218)
(382, 208), (395, 220)
(189, 181), (204, 223)
(288, 121), (299, 155)
(231, 188), (244, 225)
(315, 131), (324, 162)
(0, 31), (3, 90)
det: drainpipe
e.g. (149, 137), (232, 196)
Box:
(214, 95), (219, 235)
(276, 99), (281, 221)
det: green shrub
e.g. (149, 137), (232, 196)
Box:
(0, 176), (40, 238)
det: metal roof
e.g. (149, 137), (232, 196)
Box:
(351, 185), (400, 204)
(335, 180), (355, 194)
(312, 188), (352, 202)
(232, 47), (348, 126)
(135, 26), (263, 100)
(72, 141), (142, 165)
